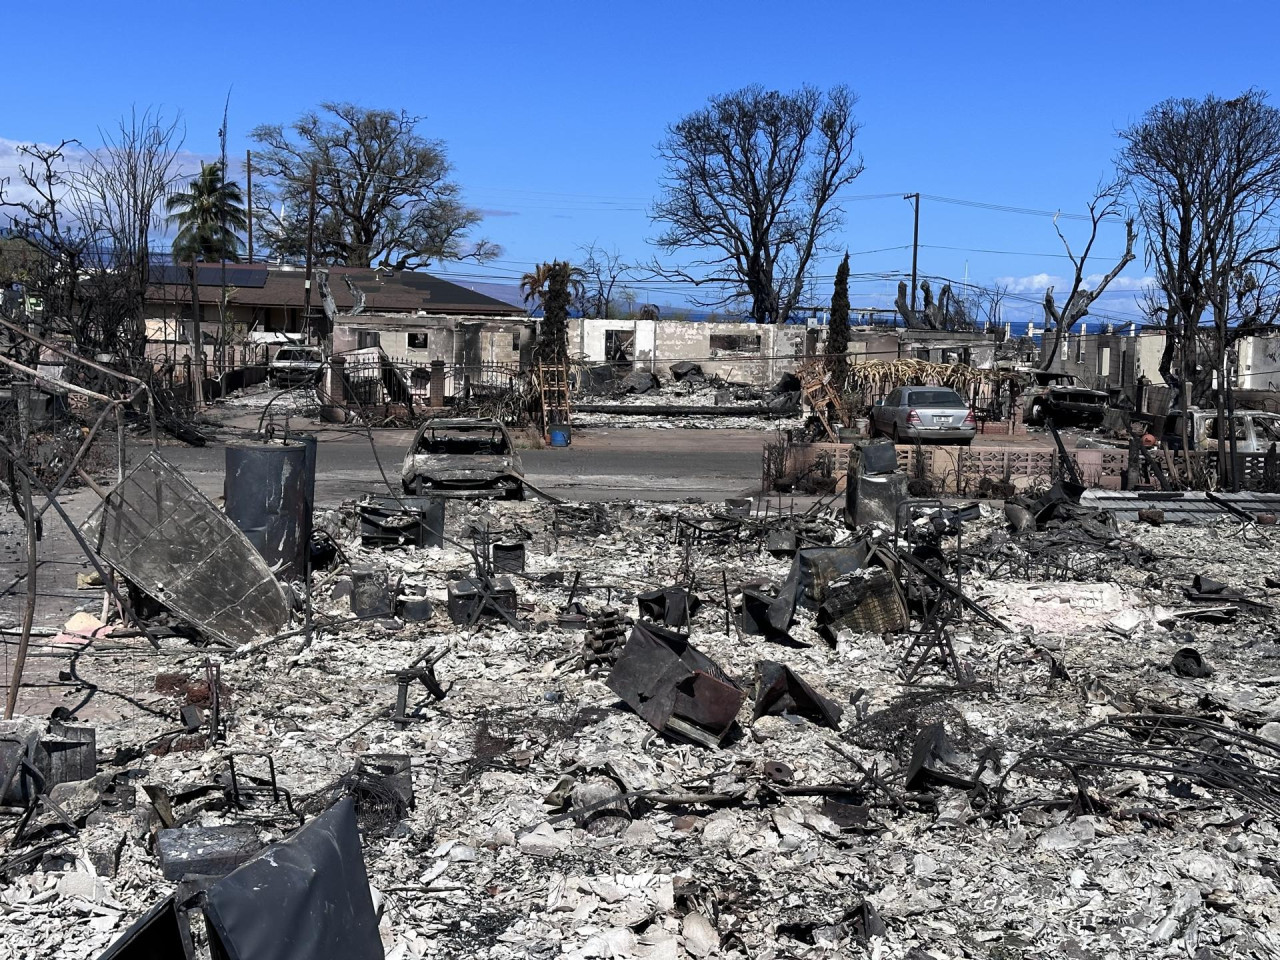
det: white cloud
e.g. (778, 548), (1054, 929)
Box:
(994, 272), (1060, 294)
(1084, 273), (1155, 293)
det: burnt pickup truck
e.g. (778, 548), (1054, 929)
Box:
(1021, 372), (1108, 426)
(400, 418), (525, 498)
(1161, 408), (1280, 452)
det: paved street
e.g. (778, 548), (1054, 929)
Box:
(156, 424), (772, 505)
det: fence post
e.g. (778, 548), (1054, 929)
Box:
(328, 355), (347, 403)
(430, 359), (446, 408)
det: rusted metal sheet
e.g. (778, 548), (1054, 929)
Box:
(84, 452), (291, 646)
(605, 622), (744, 747)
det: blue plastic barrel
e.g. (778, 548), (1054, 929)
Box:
(548, 425), (572, 447)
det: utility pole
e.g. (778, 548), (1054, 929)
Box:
(303, 163), (317, 344)
(245, 149), (253, 264)
(1226, 344), (1240, 493)
(904, 193), (921, 313)
(190, 259), (204, 410)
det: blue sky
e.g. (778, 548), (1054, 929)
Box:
(4, 0), (1279, 326)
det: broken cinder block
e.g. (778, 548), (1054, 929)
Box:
(156, 825), (263, 881)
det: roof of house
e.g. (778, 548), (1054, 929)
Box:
(146, 263), (523, 316)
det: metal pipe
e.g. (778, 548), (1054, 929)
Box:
(4, 474), (38, 719)
(0, 441), (161, 649)
(0, 316), (157, 446)
(34, 401), (115, 520)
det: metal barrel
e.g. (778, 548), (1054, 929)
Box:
(225, 441), (309, 581)
(290, 433), (319, 546)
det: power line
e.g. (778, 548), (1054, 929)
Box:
(920, 194), (1095, 222)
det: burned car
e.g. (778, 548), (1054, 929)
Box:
(268, 345), (324, 388)
(1021, 372), (1108, 426)
(1161, 408), (1280, 452)
(400, 418), (524, 498)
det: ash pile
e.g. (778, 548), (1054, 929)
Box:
(3, 449), (1280, 960)
(572, 363), (801, 430)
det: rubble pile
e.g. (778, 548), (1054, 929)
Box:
(3, 492), (1280, 959)
(573, 370), (801, 431)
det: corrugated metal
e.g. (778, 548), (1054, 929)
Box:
(1080, 490), (1280, 523)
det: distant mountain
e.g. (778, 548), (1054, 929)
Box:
(441, 279), (528, 310)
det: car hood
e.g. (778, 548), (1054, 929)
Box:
(401, 452), (523, 480)
(1042, 385), (1108, 399)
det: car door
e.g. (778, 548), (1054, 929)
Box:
(875, 390), (899, 433)
(1247, 413), (1280, 452)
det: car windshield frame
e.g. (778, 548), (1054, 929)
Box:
(415, 426), (511, 457)
(276, 348), (320, 362)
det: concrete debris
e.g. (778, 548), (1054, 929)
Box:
(573, 374), (802, 429)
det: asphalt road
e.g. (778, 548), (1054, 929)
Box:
(154, 425), (771, 505)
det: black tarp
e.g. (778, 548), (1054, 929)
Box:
(97, 895), (192, 960)
(203, 797), (383, 960)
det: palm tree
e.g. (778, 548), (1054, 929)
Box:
(166, 162), (249, 263)
(520, 260), (585, 314)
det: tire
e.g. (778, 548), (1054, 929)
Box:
(1027, 401), (1044, 426)
(891, 424), (901, 444)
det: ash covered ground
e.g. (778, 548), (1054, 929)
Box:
(3, 495), (1280, 960)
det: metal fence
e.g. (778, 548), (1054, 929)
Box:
(334, 352), (523, 411)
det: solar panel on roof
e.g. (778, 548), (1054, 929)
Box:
(148, 264), (268, 287)
(198, 265), (268, 287)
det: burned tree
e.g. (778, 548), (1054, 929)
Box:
(650, 85), (864, 323)
(574, 243), (631, 319)
(0, 109), (184, 362)
(894, 279), (973, 331)
(537, 261), (578, 363)
(1038, 182), (1138, 370)
(1120, 90), (1280, 408)
(825, 252), (851, 381)
(250, 102), (498, 269)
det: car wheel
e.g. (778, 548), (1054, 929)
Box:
(891, 424), (901, 444)
(413, 477), (427, 495)
(1027, 401), (1044, 426)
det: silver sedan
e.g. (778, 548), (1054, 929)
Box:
(870, 386), (976, 444)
